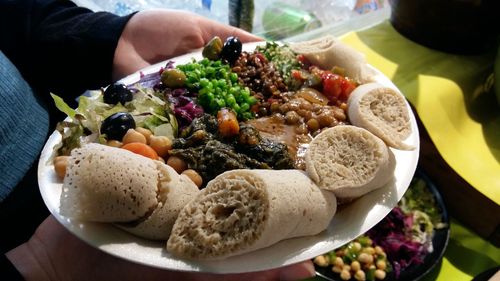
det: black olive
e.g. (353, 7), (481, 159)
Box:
(220, 36), (242, 65)
(103, 83), (133, 105)
(100, 112), (136, 140)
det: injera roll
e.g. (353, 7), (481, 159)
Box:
(305, 126), (395, 201)
(347, 82), (414, 150)
(289, 35), (376, 83)
(118, 165), (200, 240)
(59, 143), (160, 222)
(167, 169), (337, 260)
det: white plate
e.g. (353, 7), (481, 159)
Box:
(38, 42), (419, 273)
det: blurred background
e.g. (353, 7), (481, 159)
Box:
(72, 0), (385, 40)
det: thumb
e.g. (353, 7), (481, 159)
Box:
(278, 260), (316, 281)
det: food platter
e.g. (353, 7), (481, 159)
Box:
(314, 169), (449, 281)
(37, 42), (419, 273)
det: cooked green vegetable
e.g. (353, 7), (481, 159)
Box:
(256, 41), (302, 89)
(177, 58), (256, 120)
(170, 114), (294, 186)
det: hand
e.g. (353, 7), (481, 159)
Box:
(6, 215), (315, 281)
(112, 9), (262, 80)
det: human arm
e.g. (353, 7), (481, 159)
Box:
(0, 0), (131, 98)
(6, 215), (315, 281)
(0, 0), (260, 99)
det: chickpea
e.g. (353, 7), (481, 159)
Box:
(106, 140), (123, 148)
(272, 113), (285, 122)
(285, 111), (300, 125)
(122, 129), (147, 145)
(334, 257), (344, 267)
(376, 260), (387, 270)
(149, 135), (172, 158)
(299, 100), (312, 111)
(375, 246), (385, 256)
(340, 269), (351, 281)
(353, 242), (362, 252)
(306, 118), (320, 132)
(354, 270), (366, 281)
(182, 169), (203, 188)
(317, 113), (335, 128)
(363, 247), (375, 255)
(342, 265), (351, 272)
(54, 156), (69, 180)
(295, 123), (309, 135)
(288, 102), (300, 112)
(351, 260), (361, 272)
(358, 253), (374, 264)
(312, 103), (322, 112)
(270, 102), (281, 113)
(375, 269), (386, 280)
(167, 156), (187, 174)
(332, 265), (342, 273)
(297, 109), (312, 120)
(279, 103), (290, 114)
(313, 255), (329, 267)
(135, 127), (153, 143)
(339, 102), (348, 111)
(332, 107), (347, 121)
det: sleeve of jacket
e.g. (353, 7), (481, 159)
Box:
(0, 0), (134, 99)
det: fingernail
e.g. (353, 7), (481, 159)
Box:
(279, 261), (316, 281)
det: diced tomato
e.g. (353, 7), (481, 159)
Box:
(296, 54), (310, 66)
(322, 72), (343, 99)
(291, 69), (303, 80)
(320, 71), (357, 102)
(340, 79), (357, 100)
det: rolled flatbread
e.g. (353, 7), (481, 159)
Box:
(289, 35), (376, 83)
(60, 143), (200, 239)
(305, 125), (395, 201)
(166, 169), (337, 260)
(347, 83), (414, 150)
(118, 165), (200, 240)
(60, 143), (161, 222)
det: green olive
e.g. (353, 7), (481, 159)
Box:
(202, 36), (223, 60)
(161, 69), (186, 88)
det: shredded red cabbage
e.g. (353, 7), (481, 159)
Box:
(367, 207), (427, 278)
(165, 88), (204, 128)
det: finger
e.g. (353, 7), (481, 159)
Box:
(278, 260), (315, 281)
(224, 260), (315, 281)
(198, 17), (263, 43)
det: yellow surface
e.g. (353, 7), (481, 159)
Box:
(421, 220), (500, 281)
(339, 21), (500, 204)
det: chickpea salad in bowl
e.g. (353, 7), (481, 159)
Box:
(39, 36), (420, 273)
(313, 170), (449, 281)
